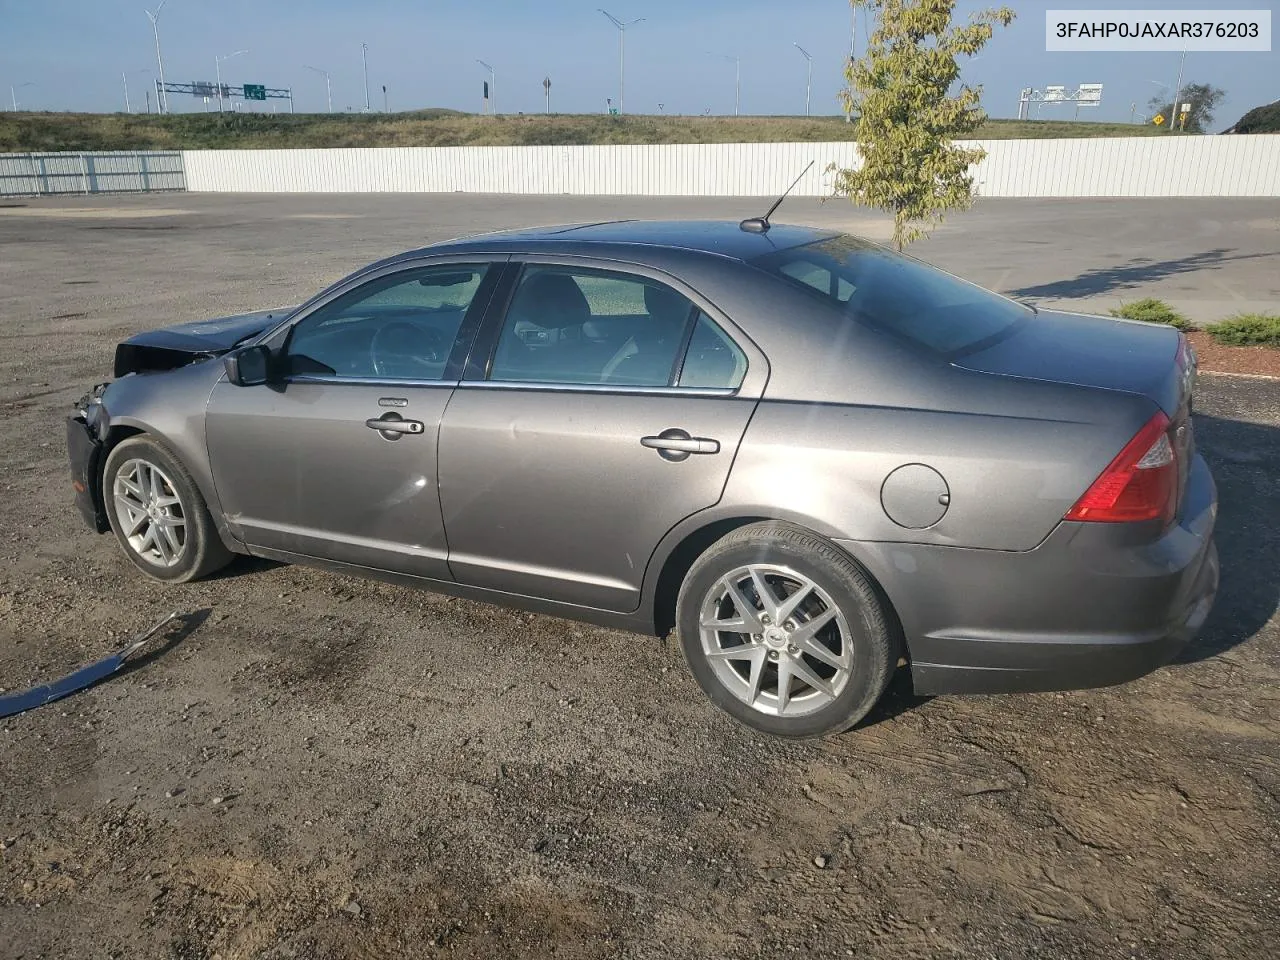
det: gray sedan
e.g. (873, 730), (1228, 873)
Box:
(67, 220), (1219, 738)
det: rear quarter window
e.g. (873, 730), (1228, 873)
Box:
(754, 235), (1031, 356)
(678, 313), (747, 389)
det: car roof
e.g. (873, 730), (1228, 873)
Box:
(413, 220), (839, 263)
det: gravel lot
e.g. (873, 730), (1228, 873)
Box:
(1, 195), (1278, 960)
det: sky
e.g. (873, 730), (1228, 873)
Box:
(1, 1), (1277, 129)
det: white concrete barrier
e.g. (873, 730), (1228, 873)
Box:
(173, 135), (1278, 198)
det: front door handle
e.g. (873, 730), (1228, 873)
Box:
(641, 428), (720, 462)
(365, 413), (425, 439)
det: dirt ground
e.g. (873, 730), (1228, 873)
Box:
(1186, 332), (1280, 378)
(1, 195), (1278, 960)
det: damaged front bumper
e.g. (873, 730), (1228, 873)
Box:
(67, 383), (110, 534)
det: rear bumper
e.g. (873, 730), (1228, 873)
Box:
(907, 539), (1217, 694)
(845, 452), (1219, 696)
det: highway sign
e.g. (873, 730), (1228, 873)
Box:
(243, 84), (267, 101)
(1077, 82), (1103, 106)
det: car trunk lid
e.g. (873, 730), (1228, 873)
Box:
(953, 309), (1189, 415)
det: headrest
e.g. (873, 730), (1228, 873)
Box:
(643, 283), (690, 324)
(514, 272), (591, 326)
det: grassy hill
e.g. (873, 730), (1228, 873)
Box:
(0, 110), (1179, 152)
(1225, 101), (1280, 134)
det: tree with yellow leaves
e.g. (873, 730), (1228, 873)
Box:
(835, 0), (1015, 251)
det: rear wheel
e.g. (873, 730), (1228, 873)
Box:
(676, 522), (900, 738)
(103, 435), (232, 583)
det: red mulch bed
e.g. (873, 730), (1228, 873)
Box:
(1187, 332), (1280, 378)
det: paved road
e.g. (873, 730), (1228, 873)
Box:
(1, 193), (1277, 331)
(0, 193), (1277, 959)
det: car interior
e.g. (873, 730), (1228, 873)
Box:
(280, 263), (748, 388)
(490, 267), (746, 388)
(284, 268), (483, 380)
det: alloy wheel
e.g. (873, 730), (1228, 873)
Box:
(112, 458), (187, 568)
(698, 563), (853, 718)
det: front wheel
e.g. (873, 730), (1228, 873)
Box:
(676, 522), (901, 739)
(103, 435), (233, 583)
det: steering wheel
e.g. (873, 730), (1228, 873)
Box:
(370, 321), (447, 378)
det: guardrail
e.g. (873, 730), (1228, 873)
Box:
(0, 151), (185, 197)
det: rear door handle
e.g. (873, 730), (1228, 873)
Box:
(365, 413), (425, 439)
(641, 428), (720, 462)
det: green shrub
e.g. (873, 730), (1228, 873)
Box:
(1208, 313), (1280, 349)
(1109, 298), (1196, 331)
(1226, 101), (1280, 134)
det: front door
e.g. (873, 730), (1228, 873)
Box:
(205, 260), (502, 578)
(438, 261), (765, 611)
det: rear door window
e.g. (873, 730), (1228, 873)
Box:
(489, 266), (696, 387)
(754, 235), (1030, 356)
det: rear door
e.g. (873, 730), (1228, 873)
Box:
(205, 258), (505, 578)
(437, 257), (767, 612)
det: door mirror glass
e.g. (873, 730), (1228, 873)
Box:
(224, 344), (271, 386)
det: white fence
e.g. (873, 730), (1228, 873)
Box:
(0, 151), (185, 196)
(3, 138), (1275, 199)
(181, 135), (1280, 198)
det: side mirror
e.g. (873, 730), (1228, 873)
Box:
(223, 344), (271, 386)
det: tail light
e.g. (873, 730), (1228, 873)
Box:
(1066, 411), (1178, 526)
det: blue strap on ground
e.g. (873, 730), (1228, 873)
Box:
(0, 612), (179, 720)
(0, 655), (129, 718)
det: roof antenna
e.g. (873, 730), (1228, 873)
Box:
(740, 161), (814, 234)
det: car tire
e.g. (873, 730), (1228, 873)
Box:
(103, 435), (233, 583)
(676, 522), (901, 739)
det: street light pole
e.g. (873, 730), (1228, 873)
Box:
(794, 43), (813, 117)
(122, 70), (151, 115)
(709, 53), (740, 116)
(143, 2), (168, 114)
(215, 49), (248, 114)
(477, 60), (495, 115)
(303, 65), (332, 113)
(10, 82), (34, 111)
(1167, 38), (1188, 132)
(362, 43), (370, 113)
(727, 55), (740, 116)
(599, 9), (644, 115)
(846, 6), (856, 122)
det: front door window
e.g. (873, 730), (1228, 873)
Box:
(286, 264), (491, 380)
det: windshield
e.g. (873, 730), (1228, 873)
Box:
(753, 235), (1031, 356)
